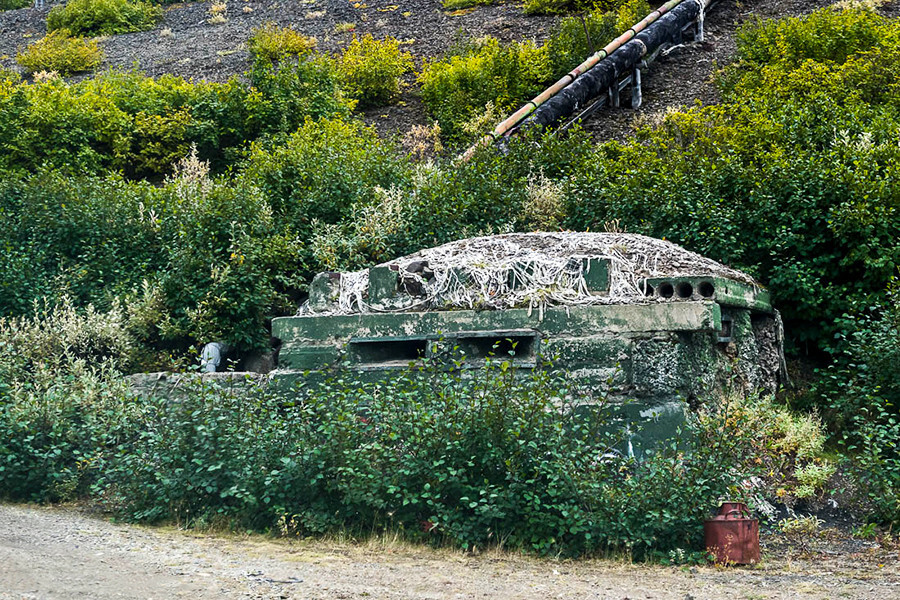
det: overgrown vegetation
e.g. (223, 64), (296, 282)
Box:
(15, 30), (104, 76)
(420, 0), (650, 143)
(0, 1), (898, 538)
(418, 37), (550, 143)
(0, 305), (829, 556)
(0, 58), (352, 177)
(0, 0), (30, 11)
(819, 278), (900, 524)
(247, 23), (317, 64)
(47, 0), (163, 36)
(338, 35), (414, 107)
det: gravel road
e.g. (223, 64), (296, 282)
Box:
(2, 503), (898, 600)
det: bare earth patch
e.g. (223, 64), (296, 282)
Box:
(2, 503), (898, 600)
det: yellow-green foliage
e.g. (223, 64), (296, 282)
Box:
(734, 5), (886, 66)
(522, 0), (571, 14)
(418, 37), (549, 143)
(700, 395), (830, 503)
(794, 462), (837, 499)
(615, 0), (651, 31)
(0, 297), (137, 373)
(247, 23), (317, 63)
(0, 58), (352, 177)
(47, 0), (162, 36)
(15, 30), (103, 75)
(338, 35), (413, 107)
(442, 0), (492, 9)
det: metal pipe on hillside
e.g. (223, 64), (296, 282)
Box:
(460, 0), (702, 161)
(526, 0), (701, 129)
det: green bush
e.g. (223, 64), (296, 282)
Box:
(0, 303), (139, 503)
(522, 0), (579, 15)
(338, 35), (413, 108)
(0, 58), (352, 177)
(246, 54), (355, 136)
(15, 30), (104, 75)
(734, 5), (886, 66)
(0, 165), (306, 354)
(545, 8), (617, 79)
(0, 360), (139, 503)
(0, 174), (161, 315)
(819, 279), (900, 524)
(0, 0), (30, 11)
(248, 23), (317, 64)
(544, 0), (650, 80)
(614, 0), (650, 32)
(418, 37), (550, 143)
(153, 167), (303, 352)
(442, 0), (493, 10)
(47, 0), (162, 36)
(241, 118), (411, 240)
(95, 356), (749, 555)
(523, 0), (628, 15)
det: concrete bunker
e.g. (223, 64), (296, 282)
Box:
(271, 232), (784, 455)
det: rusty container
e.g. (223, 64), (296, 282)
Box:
(704, 502), (760, 564)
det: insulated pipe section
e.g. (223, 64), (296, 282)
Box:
(459, 0), (696, 161)
(526, 0), (700, 129)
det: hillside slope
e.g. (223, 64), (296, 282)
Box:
(3, 0), (897, 141)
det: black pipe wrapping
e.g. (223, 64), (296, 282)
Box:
(522, 0), (701, 130)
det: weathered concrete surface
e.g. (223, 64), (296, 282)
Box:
(274, 302), (722, 346)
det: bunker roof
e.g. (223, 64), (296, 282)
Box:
(302, 232), (767, 316)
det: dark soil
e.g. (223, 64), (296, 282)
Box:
(0, 0), (558, 82)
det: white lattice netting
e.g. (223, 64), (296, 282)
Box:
(304, 232), (759, 316)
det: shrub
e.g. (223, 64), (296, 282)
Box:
(100, 356), (749, 556)
(522, 0), (576, 15)
(248, 23), (317, 63)
(442, 0), (493, 10)
(544, 0), (650, 81)
(696, 394), (830, 508)
(15, 30), (103, 75)
(614, 0), (651, 31)
(418, 37), (550, 143)
(0, 174), (162, 316)
(523, 0), (626, 15)
(820, 279), (900, 524)
(337, 35), (413, 107)
(545, 9), (617, 80)
(47, 0), (163, 36)
(0, 164), (305, 354)
(734, 5), (886, 66)
(0, 360), (139, 503)
(0, 0), (30, 11)
(240, 117), (411, 240)
(0, 58), (352, 177)
(0, 303), (140, 503)
(153, 172), (302, 352)
(246, 54), (355, 136)
(0, 297), (137, 377)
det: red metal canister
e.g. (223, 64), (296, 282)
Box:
(704, 502), (760, 564)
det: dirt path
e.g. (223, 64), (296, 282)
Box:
(2, 504), (898, 600)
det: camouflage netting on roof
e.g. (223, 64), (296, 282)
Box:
(301, 232), (760, 316)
